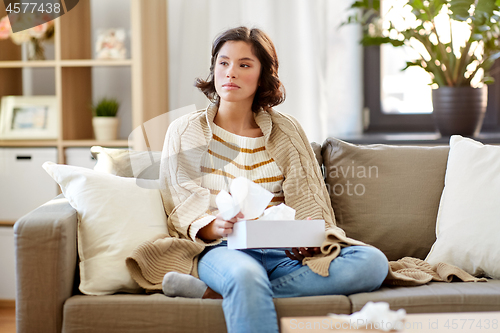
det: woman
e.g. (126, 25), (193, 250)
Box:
(159, 26), (388, 333)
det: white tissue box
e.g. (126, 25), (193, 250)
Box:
(227, 220), (325, 249)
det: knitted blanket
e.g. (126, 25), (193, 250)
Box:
(385, 257), (487, 286)
(302, 229), (486, 286)
(126, 229), (485, 292)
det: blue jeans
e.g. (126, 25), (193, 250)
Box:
(197, 242), (389, 333)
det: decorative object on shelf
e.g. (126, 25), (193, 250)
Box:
(0, 96), (58, 140)
(344, 0), (500, 137)
(95, 28), (127, 60)
(0, 15), (55, 61)
(91, 98), (120, 141)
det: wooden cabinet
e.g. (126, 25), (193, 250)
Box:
(0, 0), (169, 224)
(0, 147), (59, 222)
(0, 0), (168, 161)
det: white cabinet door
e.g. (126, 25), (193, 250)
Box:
(0, 148), (58, 221)
(65, 147), (96, 169)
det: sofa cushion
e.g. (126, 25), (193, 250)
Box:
(426, 136), (500, 279)
(62, 293), (351, 333)
(322, 138), (449, 261)
(348, 280), (500, 314)
(42, 162), (168, 295)
(91, 146), (161, 179)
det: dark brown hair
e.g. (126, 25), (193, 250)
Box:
(195, 26), (285, 112)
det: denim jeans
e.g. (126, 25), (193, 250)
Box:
(197, 242), (389, 333)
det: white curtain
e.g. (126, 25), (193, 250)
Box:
(167, 0), (363, 143)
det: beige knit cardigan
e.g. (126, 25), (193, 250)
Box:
(126, 104), (485, 292)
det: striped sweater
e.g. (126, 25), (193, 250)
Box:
(200, 122), (285, 218)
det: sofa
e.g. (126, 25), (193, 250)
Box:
(14, 137), (500, 333)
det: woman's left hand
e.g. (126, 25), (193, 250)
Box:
(284, 216), (322, 261)
(285, 247), (321, 261)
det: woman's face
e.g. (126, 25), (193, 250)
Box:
(214, 41), (262, 106)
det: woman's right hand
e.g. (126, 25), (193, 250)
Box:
(198, 211), (244, 241)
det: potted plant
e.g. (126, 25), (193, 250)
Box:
(344, 0), (500, 136)
(91, 98), (120, 141)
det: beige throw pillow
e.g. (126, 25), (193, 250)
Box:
(43, 162), (168, 295)
(91, 146), (161, 179)
(322, 138), (449, 261)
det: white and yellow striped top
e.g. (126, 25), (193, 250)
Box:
(200, 122), (285, 217)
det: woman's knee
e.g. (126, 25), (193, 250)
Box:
(224, 262), (271, 294)
(347, 246), (389, 291)
(361, 247), (389, 288)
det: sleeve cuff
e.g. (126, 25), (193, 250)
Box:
(188, 214), (219, 245)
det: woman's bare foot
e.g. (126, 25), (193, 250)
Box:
(202, 287), (223, 299)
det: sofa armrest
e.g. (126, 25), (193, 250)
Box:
(14, 194), (78, 333)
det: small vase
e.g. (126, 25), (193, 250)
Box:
(92, 117), (120, 141)
(27, 39), (46, 61)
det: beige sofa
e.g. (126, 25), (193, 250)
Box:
(14, 138), (500, 333)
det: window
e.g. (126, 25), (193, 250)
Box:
(365, 46), (500, 133)
(363, 0), (500, 133)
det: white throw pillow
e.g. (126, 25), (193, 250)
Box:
(90, 146), (161, 179)
(426, 135), (500, 279)
(43, 162), (168, 295)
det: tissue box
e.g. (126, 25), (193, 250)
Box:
(227, 220), (325, 249)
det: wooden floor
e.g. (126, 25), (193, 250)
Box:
(0, 307), (16, 333)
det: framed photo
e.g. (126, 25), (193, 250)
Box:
(0, 96), (58, 140)
(95, 28), (127, 60)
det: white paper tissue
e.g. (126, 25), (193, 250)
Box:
(260, 203), (296, 220)
(216, 177), (290, 220)
(329, 302), (406, 331)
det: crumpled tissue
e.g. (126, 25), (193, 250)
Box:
(329, 302), (406, 332)
(260, 203), (296, 220)
(215, 177), (295, 220)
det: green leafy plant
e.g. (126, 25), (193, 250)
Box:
(91, 98), (120, 117)
(344, 0), (500, 87)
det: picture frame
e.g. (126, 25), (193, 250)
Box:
(95, 28), (127, 60)
(0, 96), (59, 140)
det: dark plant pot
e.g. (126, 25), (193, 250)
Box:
(432, 86), (487, 137)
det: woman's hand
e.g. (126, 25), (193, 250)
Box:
(285, 247), (321, 261)
(285, 216), (322, 261)
(198, 211), (244, 242)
